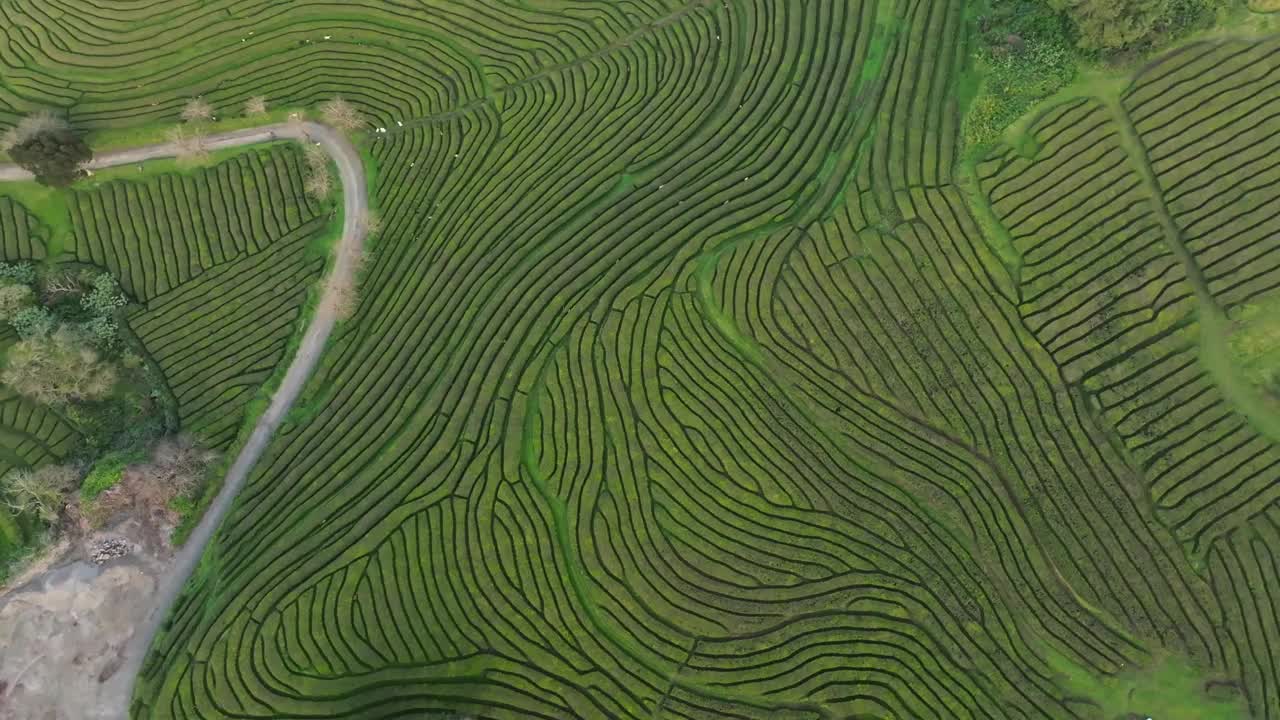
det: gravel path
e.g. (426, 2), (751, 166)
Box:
(0, 121), (368, 718)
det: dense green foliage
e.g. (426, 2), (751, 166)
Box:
(9, 305), (51, 339)
(965, 1), (1079, 147)
(1051, 0), (1229, 51)
(0, 283), (34, 322)
(8, 129), (91, 188)
(1, 325), (117, 405)
(0, 269), (127, 405)
(0, 262), (36, 286)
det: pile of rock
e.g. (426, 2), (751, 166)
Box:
(89, 537), (130, 564)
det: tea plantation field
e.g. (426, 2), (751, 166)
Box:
(0, 1), (1277, 719)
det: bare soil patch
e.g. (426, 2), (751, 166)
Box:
(0, 519), (173, 720)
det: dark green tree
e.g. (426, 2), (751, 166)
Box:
(9, 128), (92, 187)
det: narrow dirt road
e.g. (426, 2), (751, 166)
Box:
(0, 121), (368, 718)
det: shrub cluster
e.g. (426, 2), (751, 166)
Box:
(0, 266), (131, 407)
(964, 0), (1233, 149)
(1050, 0), (1230, 53)
(965, 1), (1078, 148)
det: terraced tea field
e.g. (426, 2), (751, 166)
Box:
(0, 1), (1277, 719)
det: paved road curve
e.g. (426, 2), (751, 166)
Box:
(0, 121), (368, 718)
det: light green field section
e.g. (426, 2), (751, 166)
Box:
(1228, 294), (1280, 396)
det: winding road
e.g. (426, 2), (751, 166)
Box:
(0, 121), (368, 718)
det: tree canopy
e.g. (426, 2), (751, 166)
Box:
(8, 128), (92, 187)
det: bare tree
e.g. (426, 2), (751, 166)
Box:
(319, 96), (365, 133)
(324, 241), (366, 320)
(140, 435), (217, 497)
(181, 97), (214, 123)
(40, 272), (84, 301)
(323, 278), (359, 320)
(244, 95), (268, 117)
(304, 143), (329, 174)
(340, 237), (366, 276)
(303, 142), (332, 200)
(1, 111), (68, 152)
(167, 125), (209, 165)
(304, 167), (332, 200)
(1, 325), (117, 405)
(1, 464), (79, 523)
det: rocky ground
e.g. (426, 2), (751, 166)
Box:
(0, 519), (173, 720)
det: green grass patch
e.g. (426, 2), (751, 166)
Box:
(1045, 646), (1250, 720)
(1201, 306), (1280, 445)
(955, 156), (1023, 283)
(0, 183), (72, 258)
(80, 448), (146, 500)
(1227, 294), (1280, 393)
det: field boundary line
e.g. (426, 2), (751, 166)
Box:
(0, 121), (369, 720)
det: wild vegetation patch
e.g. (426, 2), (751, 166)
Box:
(964, 0), (1235, 150)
